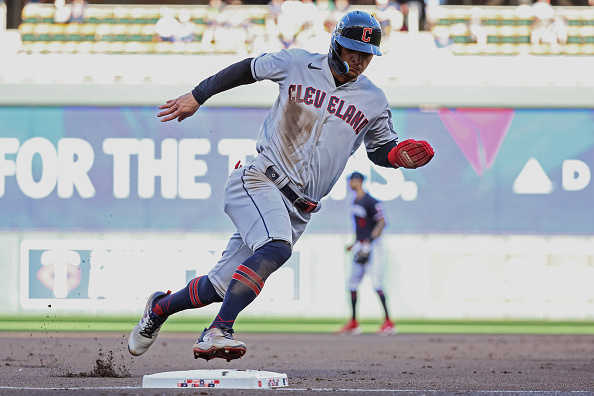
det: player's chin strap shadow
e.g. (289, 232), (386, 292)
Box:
(328, 43), (349, 75)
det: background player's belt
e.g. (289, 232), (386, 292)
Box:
(264, 166), (319, 213)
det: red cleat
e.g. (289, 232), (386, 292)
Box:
(376, 319), (397, 336)
(335, 319), (362, 335)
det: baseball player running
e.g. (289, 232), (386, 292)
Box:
(128, 10), (433, 362)
(337, 171), (395, 336)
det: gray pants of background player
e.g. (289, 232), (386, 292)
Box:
(208, 155), (311, 298)
(349, 239), (386, 291)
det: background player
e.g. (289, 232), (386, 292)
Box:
(337, 171), (396, 336)
(128, 10), (433, 362)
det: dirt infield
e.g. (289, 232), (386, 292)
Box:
(0, 331), (593, 395)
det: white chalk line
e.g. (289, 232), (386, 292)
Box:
(0, 387), (592, 393)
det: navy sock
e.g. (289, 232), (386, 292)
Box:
(376, 289), (390, 320)
(153, 275), (222, 318)
(210, 241), (291, 329)
(350, 291), (357, 321)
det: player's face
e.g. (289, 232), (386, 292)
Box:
(349, 178), (363, 191)
(339, 47), (374, 83)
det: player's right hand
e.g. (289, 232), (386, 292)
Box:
(157, 92), (200, 123)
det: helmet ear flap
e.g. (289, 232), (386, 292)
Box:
(328, 40), (349, 75)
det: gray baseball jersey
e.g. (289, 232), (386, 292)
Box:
(208, 48), (399, 297)
(251, 48), (398, 201)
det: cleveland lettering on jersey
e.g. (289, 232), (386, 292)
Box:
(288, 85), (368, 134)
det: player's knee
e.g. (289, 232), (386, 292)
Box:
(259, 240), (292, 264)
(254, 240), (292, 278)
(267, 240), (292, 263)
(199, 276), (224, 303)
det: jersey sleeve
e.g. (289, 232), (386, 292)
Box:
(364, 102), (398, 152)
(372, 202), (385, 222)
(251, 49), (295, 83)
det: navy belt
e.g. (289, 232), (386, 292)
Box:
(264, 166), (319, 213)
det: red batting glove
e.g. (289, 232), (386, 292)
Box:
(388, 139), (434, 169)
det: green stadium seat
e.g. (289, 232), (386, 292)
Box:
(33, 23), (51, 42)
(18, 23), (35, 42)
(64, 23), (82, 41)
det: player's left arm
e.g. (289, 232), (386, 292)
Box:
(368, 139), (434, 169)
(365, 106), (434, 169)
(370, 202), (386, 241)
(370, 217), (386, 241)
(157, 58), (256, 123)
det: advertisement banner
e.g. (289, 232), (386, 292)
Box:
(21, 238), (308, 312)
(1, 107), (594, 234)
(18, 234), (594, 318)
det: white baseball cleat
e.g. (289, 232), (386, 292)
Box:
(193, 325), (247, 362)
(128, 291), (169, 356)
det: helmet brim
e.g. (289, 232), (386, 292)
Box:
(336, 36), (382, 56)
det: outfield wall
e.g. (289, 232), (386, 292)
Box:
(1, 52), (594, 320)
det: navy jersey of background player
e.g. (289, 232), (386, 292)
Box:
(352, 193), (385, 242)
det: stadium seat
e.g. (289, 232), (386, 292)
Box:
(64, 23), (82, 41)
(18, 23), (35, 42)
(76, 41), (93, 53)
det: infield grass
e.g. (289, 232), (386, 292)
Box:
(1, 316), (594, 334)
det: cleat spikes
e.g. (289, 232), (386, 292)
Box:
(192, 326), (247, 362)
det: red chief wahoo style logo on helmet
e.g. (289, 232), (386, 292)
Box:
(361, 28), (372, 42)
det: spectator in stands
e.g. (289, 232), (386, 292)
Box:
(53, 0), (71, 24)
(300, 16), (334, 53)
(468, 7), (487, 50)
(208, 7), (249, 53)
(155, 7), (181, 42)
(400, 0), (427, 32)
(335, 0), (349, 13)
(433, 26), (453, 50)
(176, 10), (196, 42)
(316, 0), (335, 13)
(424, 0), (445, 31)
(550, 14), (568, 51)
(374, 0), (404, 45)
(208, 0), (226, 15)
(515, 0), (532, 20)
(69, 0), (86, 23)
(265, 0), (316, 51)
(293, 0), (329, 50)
(531, 0), (555, 48)
(329, 0), (349, 26)
(202, 0), (226, 49)
(293, 0), (324, 46)
(300, 0), (319, 29)
(276, 0), (303, 49)
(268, 0), (284, 24)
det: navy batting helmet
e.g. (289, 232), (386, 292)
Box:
(329, 11), (382, 75)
